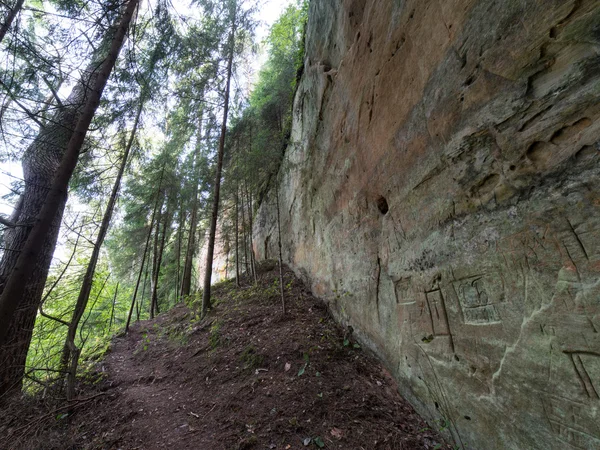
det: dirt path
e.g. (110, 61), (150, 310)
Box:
(1, 266), (451, 450)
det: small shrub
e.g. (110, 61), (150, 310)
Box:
(209, 320), (222, 349)
(239, 345), (264, 370)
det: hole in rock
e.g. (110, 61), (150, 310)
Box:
(464, 75), (475, 87)
(376, 196), (389, 215)
(464, 415), (471, 420)
(435, 402), (440, 409)
(509, 165), (516, 171)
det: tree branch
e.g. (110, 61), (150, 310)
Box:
(0, 215), (16, 227)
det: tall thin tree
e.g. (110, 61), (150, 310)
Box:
(0, 0), (141, 396)
(201, 4), (238, 316)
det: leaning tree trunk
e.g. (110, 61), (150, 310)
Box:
(138, 251), (150, 321)
(107, 283), (118, 333)
(201, 17), (236, 317)
(0, 0), (25, 45)
(60, 99), (143, 387)
(0, 0), (140, 397)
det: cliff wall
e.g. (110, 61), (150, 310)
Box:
(253, 1), (600, 448)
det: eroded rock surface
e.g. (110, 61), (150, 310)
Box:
(253, 1), (600, 449)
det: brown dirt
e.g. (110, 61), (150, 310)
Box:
(0, 265), (452, 450)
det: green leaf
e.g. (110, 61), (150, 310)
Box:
(314, 436), (325, 448)
(315, 371), (321, 377)
(298, 364), (306, 376)
(56, 413), (69, 420)
(353, 343), (361, 349)
(317, 392), (323, 398)
(343, 339), (349, 347)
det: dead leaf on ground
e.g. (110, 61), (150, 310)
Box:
(330, 427), (343, 439)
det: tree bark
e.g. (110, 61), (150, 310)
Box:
(0, 0), (140, 396)
(0, 0), (24, 45)
(201, 14), (237, 317)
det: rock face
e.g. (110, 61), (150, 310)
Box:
(253, 1), (600, 448)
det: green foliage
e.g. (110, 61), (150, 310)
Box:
(209, 320), (222, 349)
(14, 0), (308, 397)
(239, 345), (264, 370)
(225, 1), (308, 202)
(26, 247), (127, 392)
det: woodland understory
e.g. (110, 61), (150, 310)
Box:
(0, 0), (305, 402)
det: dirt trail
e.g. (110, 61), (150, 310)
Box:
(1, 265), (451, 449)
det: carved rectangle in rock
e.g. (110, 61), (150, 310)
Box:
(425, 289), (450, 336)
(394, 277), (414, 305)
(541, 395), (600, 449)
(453, 274), (503, 325)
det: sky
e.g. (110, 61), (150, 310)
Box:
(0, 0), (293, 218)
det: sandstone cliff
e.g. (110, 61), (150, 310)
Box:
(253, 1), (600, 449)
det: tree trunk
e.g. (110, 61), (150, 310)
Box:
(60, 98), (143, 382)
(0, 0), (24, 45)
(201, 16), (237, 317)
(180, 113), (203, 300)
(107, 283), (118, 333)
(125, 166), (165, 333)
(0, 0), (139, 396)
(175, 205), (185, 302)
(245, 183), (257, 284)
(234, 185), (240, 287)
(275, 183), (285, 315)
(151, 201), (171, 317)
(149, 208), (161, 319)
(240, 187), (249, 276)
(138, 251), (150, 321)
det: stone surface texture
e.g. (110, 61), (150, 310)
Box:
(253, 1), (600, 449)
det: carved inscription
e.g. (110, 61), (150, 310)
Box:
(542, 396), (600, 449)
(394, 277), (414, 305)
(453, 275), (503, 325)
(567, 353), (600, 400)
(425, 289), (450, 336)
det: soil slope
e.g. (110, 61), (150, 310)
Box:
(1, 265), (450, 449)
